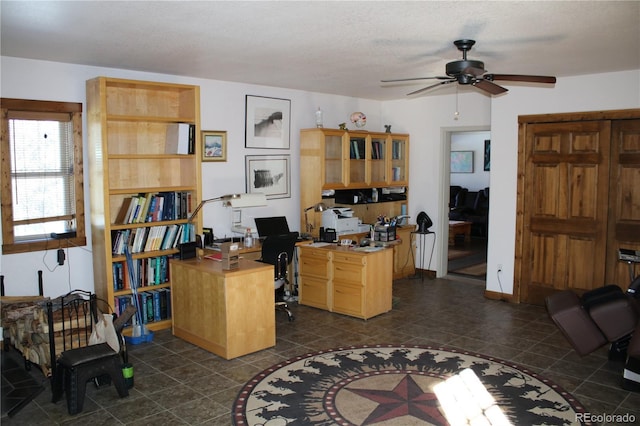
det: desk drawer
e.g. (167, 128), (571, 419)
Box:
(299, 253), (329, 278)
(332, 261), (364, 285)
(332, 252), (366, 265)
(299, 275), (329, 310)
(332, 282), (362, 317)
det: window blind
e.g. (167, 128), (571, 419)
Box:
(9, 118), (76, 240)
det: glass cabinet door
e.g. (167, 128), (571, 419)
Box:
(324, 132), (347, 187)
(390, 136), (409, 185)
(348, 136), (367, 187)
(369, 134), (387, 186)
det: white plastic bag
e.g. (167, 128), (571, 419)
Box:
(89, 313), (119, 352)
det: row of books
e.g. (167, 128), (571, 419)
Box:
(114, 289), (171, 325)
(349, 139), (387, 160)
(349, 139), (365, 159)
(111, 223), (195, 255)
(371, 141), (385, 160)
(392, 140), (403, 160)
(112, 255), (170, 290)
(114, 191), (193, 225)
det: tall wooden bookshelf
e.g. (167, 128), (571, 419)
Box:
(87, 77), (202, 332)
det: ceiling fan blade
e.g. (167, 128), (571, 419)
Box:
(407, 80), (455, 96)
(381, 76), (451, 83)
(473, 79), (508, 95)
(484, 74), (556, 84)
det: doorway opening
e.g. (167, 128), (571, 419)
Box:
(445, 130), (490, 281)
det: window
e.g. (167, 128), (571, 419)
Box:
(1, 98), (86, 254)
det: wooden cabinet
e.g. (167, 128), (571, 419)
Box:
(298, 245), (393, 319)
(298, 245), (331, 310)
(328, 227), (416, 280)
(87, 77), (202, 332)
(300, 128), (410, 238)
(170, 258), (275, 359)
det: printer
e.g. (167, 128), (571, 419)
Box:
(321, 207), (360, 235)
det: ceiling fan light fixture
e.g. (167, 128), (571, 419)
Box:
(382, 39), (557, 97)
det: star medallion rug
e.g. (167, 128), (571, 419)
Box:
(233, 344), (590, 425)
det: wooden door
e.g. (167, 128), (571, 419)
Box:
(607, 119), (640, 286)
(518, 120), (611, 305)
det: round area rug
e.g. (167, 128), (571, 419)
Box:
(233, 344), (590, 426)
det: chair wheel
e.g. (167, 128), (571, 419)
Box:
(288, 314), (295, 322)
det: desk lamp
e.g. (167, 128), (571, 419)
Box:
(303, 202), (328, 238)
(188, 193), (267, 223)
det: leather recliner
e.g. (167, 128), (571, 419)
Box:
(546, 284), (640, 392)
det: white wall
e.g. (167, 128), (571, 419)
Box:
(381, 90), (492, 272)
(0, 56), (380, 297)
(450, 131), (491, 191)
(2, 56), (639, 301)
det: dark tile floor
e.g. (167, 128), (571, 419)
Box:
(2, 276), (639, 425)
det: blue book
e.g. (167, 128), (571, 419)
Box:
(145, 291), (154, 323)
(150, 290), (161, 322)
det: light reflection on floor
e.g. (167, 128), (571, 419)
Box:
(433, 368), (512, 426)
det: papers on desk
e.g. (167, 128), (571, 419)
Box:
(352, 246), (385, 252)
(308, 242), (331, 247)
(204, 252), (222, 261)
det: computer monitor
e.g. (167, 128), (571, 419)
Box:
(254, 216), (290, 238)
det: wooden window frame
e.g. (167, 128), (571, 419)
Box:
(1, 98), (86, 254)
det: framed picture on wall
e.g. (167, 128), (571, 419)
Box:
(245, 154), (291, 199)
(245, 95), (291, 149)
(202, 130), (227, 162)
(451, 151), (474, 173)
(484, 139), (491, 171)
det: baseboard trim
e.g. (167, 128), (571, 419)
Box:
(484, 289), (515, 303)
(413, 269), (436, 280)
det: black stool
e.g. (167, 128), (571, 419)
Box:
(51, 343), (128, 415)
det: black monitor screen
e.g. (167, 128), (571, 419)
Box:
(254, 216), (290, 238)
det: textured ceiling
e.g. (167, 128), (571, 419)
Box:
(2, 1), (639, 100)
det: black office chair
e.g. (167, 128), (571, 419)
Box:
(260, 232), (298, 322)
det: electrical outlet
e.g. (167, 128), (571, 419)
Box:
(497, 264), (503, 273)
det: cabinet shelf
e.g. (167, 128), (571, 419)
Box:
(109, 186), (196, 195)
(107, 114), (196, 123)
(113, 282), (171, 297)
(108, 154), (195, 160)
(110, 220), (188, 231)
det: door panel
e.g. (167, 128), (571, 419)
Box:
(607, 119), (640, 287)
(520, 121), (611, 304)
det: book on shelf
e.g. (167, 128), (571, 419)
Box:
(392, 140), (403, 160)
(165, 123), (191, 155)
(114, 197), (133, 224)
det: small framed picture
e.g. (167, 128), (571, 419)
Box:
(202, 130), (227, 162)
(245, 154), (291, 199)
(245, 95), (291, 149)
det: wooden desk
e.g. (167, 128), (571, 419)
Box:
(336, 225), (416, 280)
(449, 221), (472, 246)
(298, 244), (393, 319)
(170, 257), (274, 359)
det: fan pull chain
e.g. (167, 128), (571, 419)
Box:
(454, 85), (460, 120)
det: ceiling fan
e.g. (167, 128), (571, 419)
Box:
(382, 39), (556, 96)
